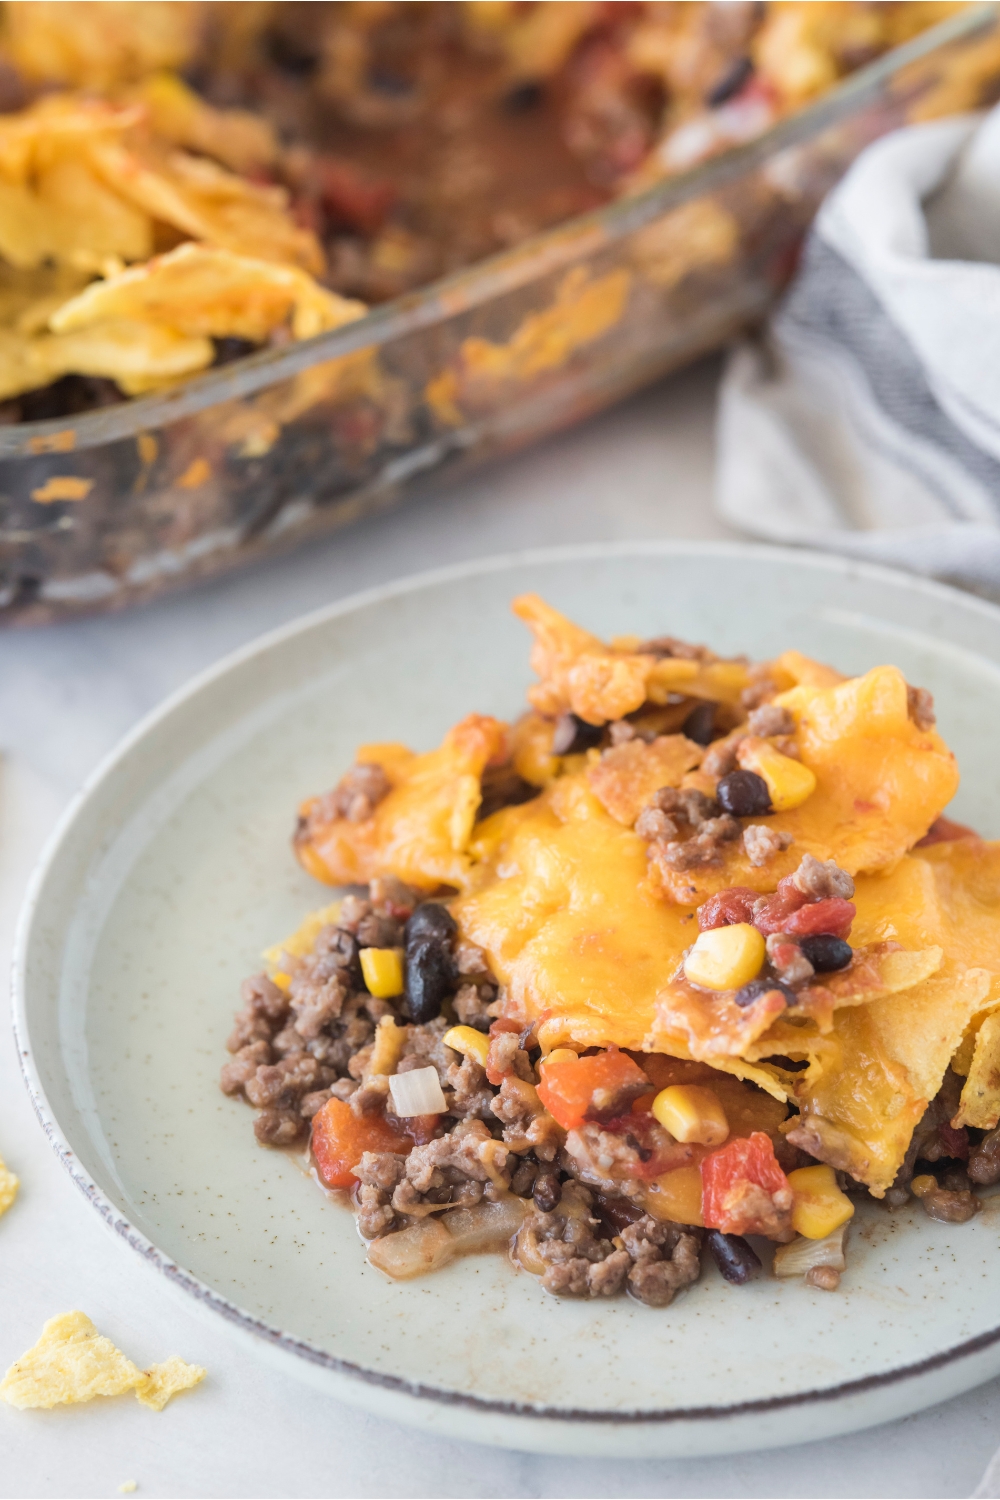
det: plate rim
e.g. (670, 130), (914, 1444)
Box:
(14, 536), (1000, 1427)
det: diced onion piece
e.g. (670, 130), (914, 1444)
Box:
(442, 1195), (527, 1254)
(772, 1223), (848, 1279)
(388, 1066), (446, 1117)
(367, 1196), (528, 1280)
(368, 1219), (454, 1279)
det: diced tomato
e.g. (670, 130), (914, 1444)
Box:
(700, 1131), (790, 1234)
(783, 898), (855, 939)
(318, 157), (397, 234)
(311, 1097), (412, 1189)
(916, 816), (980, 847)
(698, 887), (758, 931)
(752, 879), (808, 936)
(537, 1047), (649, 1131)
(489, 1017), (523, 1036)
(938, 1122), (970, 1160)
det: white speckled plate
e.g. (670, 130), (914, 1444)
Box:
(15, 542), (1000, 1458)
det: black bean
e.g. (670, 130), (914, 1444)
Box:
(716, 769), (772, 817)
(404, 937), (455, 1023)
(733, 976), (797, 1009)
(552, 712), (604, 755)
(532, 1171), (562, 1213)
(705, 54), (754, 108)
(682, 701), (716, 746)
(405, 902), (457, 945)
(503, 80), (544, 112)
(706, 1230), (761, 1284)
(799, 935), (852, 972)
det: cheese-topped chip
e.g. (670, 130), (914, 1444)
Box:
(587, 735), (703, 826)
(50, 244), (361, 346)
(651, 944), (943, 1063)
(0, 1312), (142, 1409)
(454, 772), (696, 1052)
(0, 1152), (19, 1216)
(133, 1355), (206, 1411)
(953, 1011), (1000, 1130)
(512, 593), (749, 724)
(653, 665), (959, 903)
(296, 714), (508, 891)
(782, 968), (989, 1195)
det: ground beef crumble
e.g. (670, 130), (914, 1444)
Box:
(637, 786), (741, 872)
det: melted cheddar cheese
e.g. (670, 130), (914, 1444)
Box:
(653, 665), (960, 903)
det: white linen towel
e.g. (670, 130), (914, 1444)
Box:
(716, 104), (1000, 598)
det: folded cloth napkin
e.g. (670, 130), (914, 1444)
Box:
(715, 104), (1000, 598)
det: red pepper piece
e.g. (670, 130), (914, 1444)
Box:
(537, 1048), (649, 1132)
(783, 898), (855, 939)
(701, 1132), (790, 1234)
(311, 1097), (412, 1189)
(698, 887), (759, 931)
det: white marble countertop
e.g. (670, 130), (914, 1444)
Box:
(3, 359), (999, 1499)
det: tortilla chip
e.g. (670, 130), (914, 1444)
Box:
(0, 1153), (19, 1216)
(33, 319), (212, 394)
(651, 944), (943, 1063)
(1, 2), (204, 89)
(587, 735), (703, 826)
(783, 968), (990, 1195)
(0, 1311), (207, 1413)
(0, 1312), (142, 1409)
(512, 593), (749, 724)
(131, 71), (278, 176)
(50, 243), (361, 346)
(954, 1011), (1000, 1130)
(87, 137), (323, 274)
(133, 1356), (206, 1411)
(654, 665), (959, 903)
(296, 714), (509, 891)
(452, 771), (699, 1049)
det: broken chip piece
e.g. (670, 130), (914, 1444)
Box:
(0, 1152), (19, 1216)
(0, 1311), (204, 1411)
(133, 1355), (206, 1412)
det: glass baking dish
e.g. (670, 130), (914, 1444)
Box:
(2, 3), (998, 625)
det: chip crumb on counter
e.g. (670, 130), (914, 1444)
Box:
(0, 1153), (19, 1217)
(118, 1482), (137, 1494)
(0, 1312), (205, 1412)
(134, 1355), (206, 1411)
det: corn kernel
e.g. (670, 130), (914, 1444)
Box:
(443, 1025), (490, 1067)
(788, 1164), (855, 1239)
(652, 1084), (729, 1146)
(644, 1165), (705, 1227)
(540, 1047), (580, 1068)
(684, 922), (765, 992)
(271, 971), (292, 994)
(737, 736), (816, 812)
(359, 947), (404, 998)
(910, 1173), (937, 1199)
